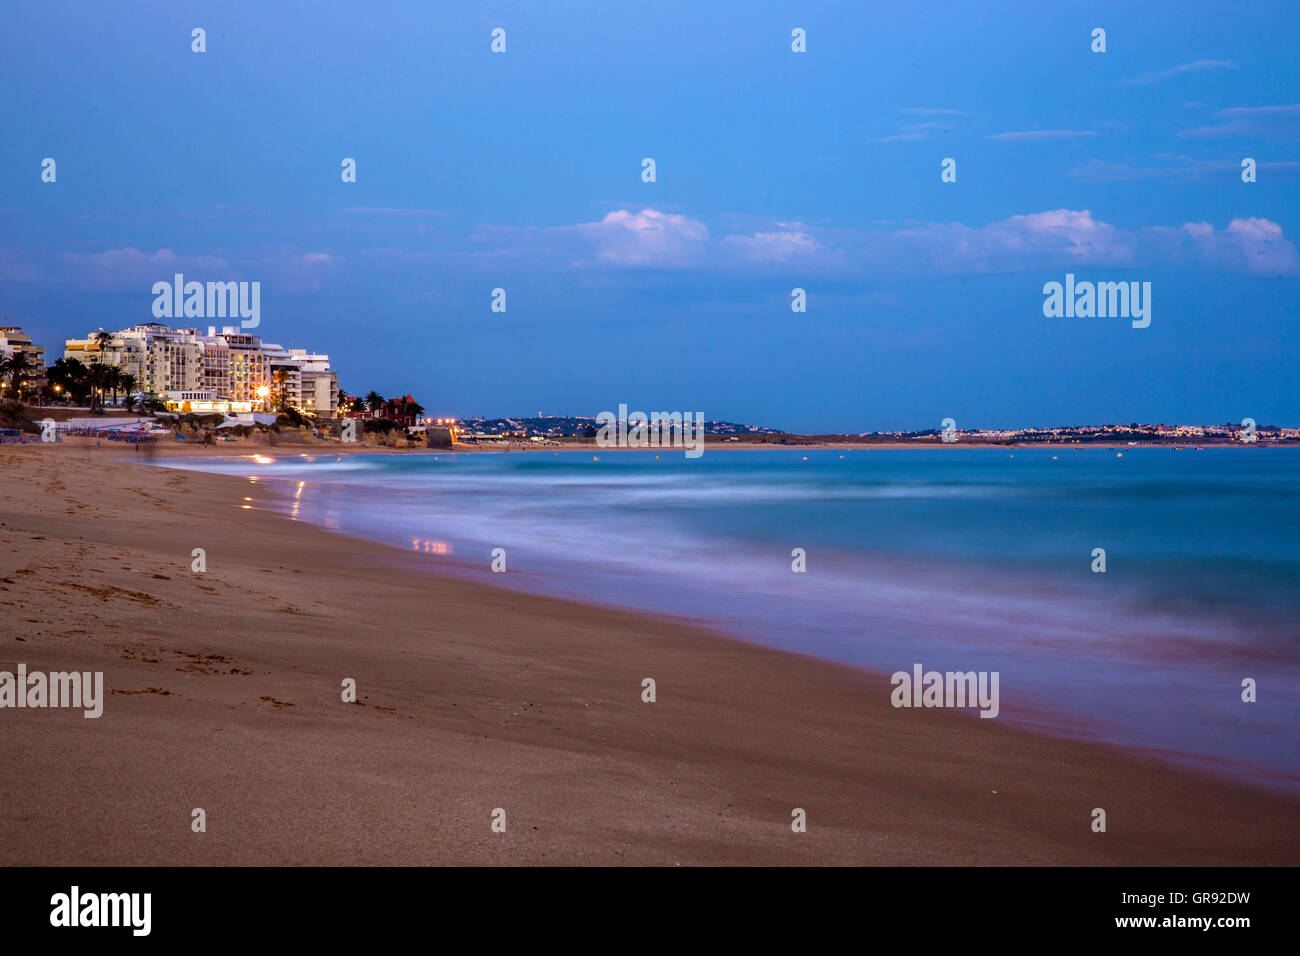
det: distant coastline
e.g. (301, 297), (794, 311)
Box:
(9, 403), (1297, 453)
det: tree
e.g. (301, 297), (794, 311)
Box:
(140, 392), (167, 414)
(2, 350), (37, 403)
(104, 365), (123, 407)
(404, 399), (425, 422)
(89, 331), (116, 408)
(365, 391), (384, 417)
(86, 360), (109, 414)
(119, 372), (140, 412)
(47, 357), (89, 404)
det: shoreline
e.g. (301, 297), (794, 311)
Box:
(2, 442), (1297, 865)
(66, 437), (1296, 457)
(18, 411), (1290, 455)
(163, 445), (1300, 796)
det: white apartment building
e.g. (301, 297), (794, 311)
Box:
(64, 323), (338, 416)
(0, 326), (46, 398)
(64, 323), (203, 393)
(260, 342), (303, 410)
(208, 327), (271, 404)
(0, 326), (46, 366)
(290, 349), (339, 418)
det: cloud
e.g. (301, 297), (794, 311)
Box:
(1067, 159), (1167, 182)
(55, 247), (233, 291)
(859, 210), (1134, 276)
(0, 248), (44, 283)
(340, 207), (443, 218)
(521, 208), (1299, 277)
(34, 210), (1300, 298)
(986, 130), (1096, 141)
(894, 211), (1295, 275)
(874, 111), (963, 142)
(720, 227), (829, 264)
(1068, 156), (1300, 182)
(570, 208), (710, 267)
(1182, 104), (1300, 139)
(873, 122), (949, 143)
(49, 246), (343, 295)
(1150, 217), (1300, 274)
(1124, 59), (1237, 86)
(873, 130), (929, 143)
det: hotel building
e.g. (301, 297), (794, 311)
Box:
(64, 323), (339, 417)
(0, 326), (47, 367)
(291, 349), (339, 418)
(0, 326), (47, 397)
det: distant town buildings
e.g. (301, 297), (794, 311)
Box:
(344, 393), (423, 427)
(866, 422), (1290, 443)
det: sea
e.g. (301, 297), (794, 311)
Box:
(158, 446), (1300, 791)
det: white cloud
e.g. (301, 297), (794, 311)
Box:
(1182, 104), (1300, 139)
(1124, 60), (1237, 87)
(340, 207), (443, 218)
(568, 208), (1298, 277)
(570, 209), (710, 267)
(43, 210), (1300, 295)
(721, 228), (827, 263)
(55, 247), (233, 291)
(986, 130), (1096, 141)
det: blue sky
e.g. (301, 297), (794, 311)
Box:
(2, 0), (1298, 431)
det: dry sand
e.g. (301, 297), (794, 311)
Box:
(0, 441), (1296, 865)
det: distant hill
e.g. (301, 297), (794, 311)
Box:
(456, 415), (783, 437)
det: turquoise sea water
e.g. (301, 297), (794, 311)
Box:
(161, 447), (1300, 791)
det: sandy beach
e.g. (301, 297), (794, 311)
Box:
(1, 441), (1296, 866)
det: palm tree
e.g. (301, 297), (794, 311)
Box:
(119, 372), (139, 412)
(86, 360), (108, 414)
(105, 365), (123, 407)
(90, 331), (115, 407)
(140, 391), (167, 414)
(365, 390), (384, 418)
(47, 357), (88, 404)
(3, 350), (37, 403)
